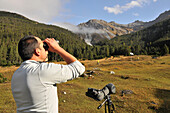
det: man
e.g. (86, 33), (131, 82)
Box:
(11, 35), (85, 113)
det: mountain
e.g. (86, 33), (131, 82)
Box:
(77, 19), (133, 45)
(0, 11), (88, 66)
(129, 10), (170, 31)
(0, 10), (169, 66)
(78, 10), (170, 45)
(95, 17), (170, 56)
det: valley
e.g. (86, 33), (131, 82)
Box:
(0, 55), (170, 113)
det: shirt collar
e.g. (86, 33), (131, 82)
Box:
(21, 60), (40, 65)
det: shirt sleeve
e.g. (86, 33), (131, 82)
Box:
(39, 60), (85, 85)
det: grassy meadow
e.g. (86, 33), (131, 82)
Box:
(0, 55), (170, 113)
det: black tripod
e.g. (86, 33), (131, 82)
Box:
(97, 95), (115, 113)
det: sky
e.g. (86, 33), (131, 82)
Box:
(0, 0), (169, 26)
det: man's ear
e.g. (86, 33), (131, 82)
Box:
(34, 48), (41, 56)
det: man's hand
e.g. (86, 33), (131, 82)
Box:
(44, 38), (61, 53)
(44, 38), (77, 64)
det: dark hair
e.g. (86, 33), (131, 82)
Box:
(18, 35), (39, 61)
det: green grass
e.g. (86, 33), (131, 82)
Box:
(0, 55), (170, 113)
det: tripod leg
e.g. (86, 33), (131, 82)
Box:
(112, 103), (115, 111)
(108, 102), (111, 113)
(105, 102), (107, 113)
(111, 103), (116, 113)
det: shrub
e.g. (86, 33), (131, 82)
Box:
(0, 73), (7, 83)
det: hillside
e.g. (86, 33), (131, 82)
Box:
(0, 11), (135, 66)
(95, 18), (170, 56)
(78, 10), (170, 45)
(0, 11), (88, 66)
(78, 19), (133, 45)
(0, 11), (169, 66)
(114, 19), (170, 47)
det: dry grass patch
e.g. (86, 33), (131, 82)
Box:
(0, 55), (170, 113)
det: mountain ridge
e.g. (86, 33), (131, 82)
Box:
(77, 10), (170, 45)
(0, 10), (169, 66)
(0, 11), (88, 65)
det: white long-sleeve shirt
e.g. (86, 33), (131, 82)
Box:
(11, 60), (85, 113)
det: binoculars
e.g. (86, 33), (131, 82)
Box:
(43, 40), (59, 51)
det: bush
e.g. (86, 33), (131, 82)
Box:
(0, 73), (7, 83)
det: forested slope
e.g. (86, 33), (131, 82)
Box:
(0, 11), (87, 65)
(0, 11), (169, 66)
(95, 18), (170, 56)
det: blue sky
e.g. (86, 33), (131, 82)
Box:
(0, 0), (169, 25)
(57, 0), (170, 25)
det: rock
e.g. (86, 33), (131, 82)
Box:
(90, 71), (95, 74)
(62, 100), (66, 103)
(93, 68), (101, 71)
(63, 91), (66, 95)
(145, 78), (150, 81)
(88, 75), (94, 79)
(148, 101), (158, 110)
(80, 73), (88, 77)
(152, 56), (158, 59)
(148, 106), (158, 110)
(110, 71), (115, 74)
(150, 101), (157, 105)
(135, 78), (140, 80)
(121, 76), (129, 79)
(121, 90), (133, 96)
(86, 70), (95, 75)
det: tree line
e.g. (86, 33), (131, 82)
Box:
(95, 18), (170, 57)
(0, 11), (118, 66)
(0, 11), (169, 66)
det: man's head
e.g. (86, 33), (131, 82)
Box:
(18, 35), (48, 61)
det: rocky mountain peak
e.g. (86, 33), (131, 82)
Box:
(149, 10), (170, 24)
(76, 10), (170, 45)
(79, 19), (109, 29)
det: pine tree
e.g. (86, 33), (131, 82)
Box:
(88, 51), (93, 60)
(109, 46), (115, 56)
(105, 46), (110, 57)
(162, 44), (169, 55)
(135, 45), (141, 55)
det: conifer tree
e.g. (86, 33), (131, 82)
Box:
(106, 46), (110, 57)
(162, 44), (169, 55)
(109, 46), (115, 56)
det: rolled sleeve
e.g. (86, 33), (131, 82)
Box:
(39, 60), (85, 84)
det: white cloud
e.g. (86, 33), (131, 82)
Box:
(54, 22), (105, 34)
(153, 0), (157, 2)
(133, 13), (139, 16)
(104, 0), (150, 14)
(104, 5), (123, 14)
(0, 0), (70, 23)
